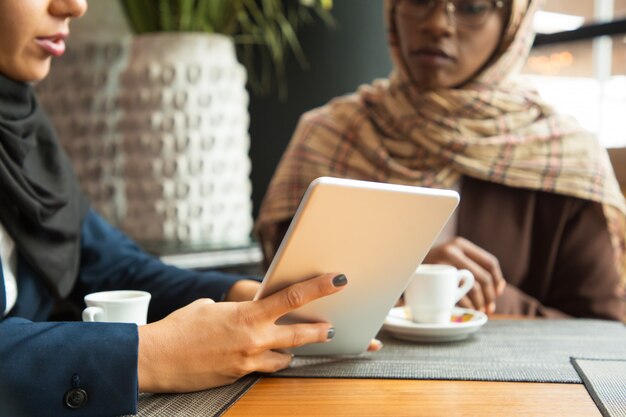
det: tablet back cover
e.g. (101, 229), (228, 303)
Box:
(259, 177), (459, 355)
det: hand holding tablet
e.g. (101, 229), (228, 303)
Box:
(255, 177), (459, 355)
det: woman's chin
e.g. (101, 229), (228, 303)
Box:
(407, 71), (461, 91)
(25, 63), (52, 83)
(4, 60), (52, 83)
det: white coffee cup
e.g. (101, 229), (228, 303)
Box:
(404, 264), (475, 324)
(82, 290), (151, 325)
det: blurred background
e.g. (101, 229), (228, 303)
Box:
(37, 0), (626, 270)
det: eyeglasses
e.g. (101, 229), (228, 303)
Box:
(397, 0), (506, 28)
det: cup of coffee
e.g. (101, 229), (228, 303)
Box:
(82, 290), (151, 325)
(404, 264), (474, 324)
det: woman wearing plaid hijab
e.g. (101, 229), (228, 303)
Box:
(256, 0), (626, 320)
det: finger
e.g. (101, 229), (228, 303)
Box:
(367, 339), (384, 352)
(253, 350), (294, 374)
(257, 273), (347, 320)
(456, 261), (497, 313)
(270, 322), (335, 350)
(455, 238), (506, 296)
(466, 280), (486, 312)
(457, 295), (475, 310)
(462, 256), (496, 311)
(436, 243), (494, 309)
(445, 244), (496, 310)
(497, 279), (506, 295)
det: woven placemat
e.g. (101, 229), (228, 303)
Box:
(572, 358), (626, 417)
(125, 375), (260, 417)
(272, 320), (626, 383)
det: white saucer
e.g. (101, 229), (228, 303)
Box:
(382, 307), (488, 343)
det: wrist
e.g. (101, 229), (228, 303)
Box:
(225, 279), (261, 302)
(137, 324), (162, 393)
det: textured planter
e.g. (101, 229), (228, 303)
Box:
(37, 34), (253, 246)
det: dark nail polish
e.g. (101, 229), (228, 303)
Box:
(327, 327), (335, 340)
(332, 274), (347, 287)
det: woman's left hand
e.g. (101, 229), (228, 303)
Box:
(424, 237), (506, 313)
(226, 279), (383, 352)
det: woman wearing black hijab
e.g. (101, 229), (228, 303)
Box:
(0, 2), (357, 416)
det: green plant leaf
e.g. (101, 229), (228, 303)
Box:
(158, 0), (173, 31)
(179, 0), (194, 30)
(118, 0), (334, 98)
(120, 0), (161, 33)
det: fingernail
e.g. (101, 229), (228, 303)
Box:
(332, 274), (347, 287)
(327, 327), (335, 340)
(373, 339), (384, 350)
(489, 302), (495, 313)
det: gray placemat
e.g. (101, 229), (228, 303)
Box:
(124, 375), (260, 417)
(272, 320), (626, 383)
(572, 358), (626, 417)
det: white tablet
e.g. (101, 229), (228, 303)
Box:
(255, 177), (459, 355)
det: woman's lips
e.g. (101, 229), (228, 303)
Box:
(35, 34), (67, 57)
(410, 47), (454, 66)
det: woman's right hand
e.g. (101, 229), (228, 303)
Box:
(424, 237), (506, 314)
(137, 273), (347, 393)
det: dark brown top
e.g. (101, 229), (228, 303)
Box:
(262, 176), (624, 321)
(458, 176), (623, 320)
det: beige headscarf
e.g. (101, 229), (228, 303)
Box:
(255, 0), (626, 277)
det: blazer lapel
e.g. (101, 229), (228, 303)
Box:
(0, 259), (6, 315)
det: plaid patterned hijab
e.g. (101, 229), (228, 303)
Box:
(256, 0), (626, 274)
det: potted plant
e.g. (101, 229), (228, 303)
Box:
(119, 0), (334, 98)
(36, 0), (333, 249)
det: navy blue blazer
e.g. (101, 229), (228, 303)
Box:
(0, 210), (243, 417)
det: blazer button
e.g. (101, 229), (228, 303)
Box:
(64, 388), (88, 409)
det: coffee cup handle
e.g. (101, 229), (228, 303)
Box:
(454, 269), (475, 303)
(82, 306), (104, 322)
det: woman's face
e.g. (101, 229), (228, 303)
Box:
(395, 0), (507, 89)
(0, 0), (87, 82)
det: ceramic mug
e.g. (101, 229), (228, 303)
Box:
(404, 264), (474, 324)
(82, 290), (151, 325)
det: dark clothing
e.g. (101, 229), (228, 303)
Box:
(0, 73), (88, 298)
(0, 73), (246, 416)
(458, 176), (623, 320)
(0, 210), (243, 417)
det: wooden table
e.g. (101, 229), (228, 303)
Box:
(225, 378), (600, 417)
(226, 315), (601, 416)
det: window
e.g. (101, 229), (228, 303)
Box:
(522, 0), (626, 147)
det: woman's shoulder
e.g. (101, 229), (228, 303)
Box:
(299, 92), (364, 125)
(464, 176), (610, 223)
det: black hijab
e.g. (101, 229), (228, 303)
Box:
(0, 73), (89, 298)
